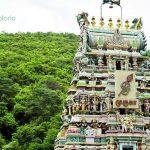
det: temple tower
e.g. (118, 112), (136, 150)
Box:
(55, 0), (150, 149)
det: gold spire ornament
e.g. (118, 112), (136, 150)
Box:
(99, 17), (104, 28)
(91, 16), (96, 27)
(125, 20), (130, 30)
(117, 19), (122, 29)
(108, 18), (113, 29)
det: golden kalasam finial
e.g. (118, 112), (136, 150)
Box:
(125, 20), (130, 30)
(108, 18), (113, 29)
(100, 17), (104, 28)
(91, 16), (96, 27)
(117, 19), (122, 29)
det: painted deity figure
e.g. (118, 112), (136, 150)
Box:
(86, 101), (91, 111)
(62, 108), (67, 116)
(141, 138), (147, 150)
(105, 98), (112, 112)
(57, 127), (67, 138)
(98, 57), (103, 67)
(85, 126), (95, 136)
(72, 103), (77, 114)
(102, 102), (107, 111)
(144, 100), (150, 113)
(93, 99), (97, 111)
(107, 137), (115, 150)
(146, 128), (150, 136)
(120, 116), (134, 133)
(96, 128), (102, 136)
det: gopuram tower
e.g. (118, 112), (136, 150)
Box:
(55, 0), (150, 149)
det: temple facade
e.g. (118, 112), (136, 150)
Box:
(55, 1), (150, 150)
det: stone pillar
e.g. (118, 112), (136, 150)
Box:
(81, 99), (85, 111)
(100, 102), (103, 112)
(107, 56), (112, 70)
(68, 105), (72, 115)
(105, 98), (109, 111)
(72, 103), (76, 114)
(76, 102), (80, 111)
(124, 57), (129, 70)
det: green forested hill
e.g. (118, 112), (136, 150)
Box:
(0, 32), (78, 150)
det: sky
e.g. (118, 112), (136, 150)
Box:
(0, 0), (150, 46)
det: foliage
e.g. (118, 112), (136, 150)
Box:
(0, 32), (78, 149)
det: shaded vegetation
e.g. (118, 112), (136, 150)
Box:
(0, 32), (78, 150)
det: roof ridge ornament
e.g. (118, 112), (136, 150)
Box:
(101, 0), (123, 20)
(103, 0), (120, 6)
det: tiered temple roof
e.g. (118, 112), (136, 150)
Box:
(55, 1), (150, 150)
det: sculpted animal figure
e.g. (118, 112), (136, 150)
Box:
(77, 12), (89, 27)
(131, 18), (143, 30)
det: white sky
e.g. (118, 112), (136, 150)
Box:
(0, 0), (150, 47)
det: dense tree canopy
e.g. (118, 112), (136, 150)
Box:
(0, 32), (78, 150)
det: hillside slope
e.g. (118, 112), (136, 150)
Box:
(0, 32), (78, 150)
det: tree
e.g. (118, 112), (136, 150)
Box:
(0, 32), (78, 149)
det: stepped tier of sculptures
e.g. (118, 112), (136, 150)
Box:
(55, 1), (150, 150)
